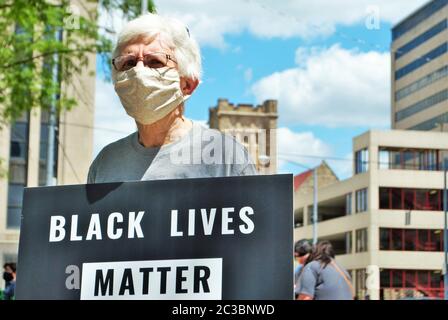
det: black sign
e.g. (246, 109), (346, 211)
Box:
(16, 174), (293, 300)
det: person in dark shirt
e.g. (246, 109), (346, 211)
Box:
(3, 262), (16, 300)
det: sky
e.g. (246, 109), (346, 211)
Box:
(93, 0), (429, 180)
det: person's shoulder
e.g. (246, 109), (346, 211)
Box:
(89, 132), (136, 173)
(304, 261), (321, 272)
(95, 132), (136, 161)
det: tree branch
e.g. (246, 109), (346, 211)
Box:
(0, 48), (96, 69)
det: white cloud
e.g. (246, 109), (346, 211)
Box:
(327, 152), (354, 180)
(276, 127), (332, 171)
(154, 0), (428, 48)
(276, 129), (354, 179)
(251, 44), (390, 127)
(244, 68), (253, 82)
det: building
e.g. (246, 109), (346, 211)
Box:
(294, 130), (448, 300)
(391, 0), (448, 132)
(209, 98), (278, 174)
(0, 1), (96, 282)
(293, 161), (339, 197)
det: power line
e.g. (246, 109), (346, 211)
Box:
(278, 151), (446, 171)
(59, 120), (133, 134)
(54, 127), (82, 184)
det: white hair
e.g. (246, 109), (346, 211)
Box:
(112, 13), (202, 81)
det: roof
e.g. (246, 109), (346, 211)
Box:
(293, 169), (313, 191)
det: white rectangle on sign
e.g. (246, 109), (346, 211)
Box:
(80, 258), (222, 300)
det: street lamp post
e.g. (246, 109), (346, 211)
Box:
(444, 166), (447, 300)
(312, 168), (318, 245)
(141, 0), (148, 14)
(277, 156), (319, 245)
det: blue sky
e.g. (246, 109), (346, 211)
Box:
(94, 0), (428, 180)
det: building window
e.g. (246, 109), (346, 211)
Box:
(345, 231), (352, 254)
(411, 112), (448, 131)
(395, 89), (448, 122)
(380, 269), (444, 299)
(8, 114), (29, 229)
(380, 228), (444, 251)
(392, 0), (448, 40)
(356, 228), (368, 252)
(356, 188), (368, 213)
(7, 183), (25, 229)
(395, 65), (448, 101)
(395, 20), (448, 60)
(356, 269), (368, 300)
(355, 149), (369, 174)
(345, 193), (352, 215)
(395, 42), (448, 80)
(379, 187), (443, 211)
(378, 148), (443, 171)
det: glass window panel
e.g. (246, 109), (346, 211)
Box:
(7, 184), (25, 206)
(404, 229), (416, 251)
(356, 228), (368, 252)
(415, 189), (427, 210)
(7, 183), (24, 229)
(380, 270), (390, 288)
(417, 271), (429, 287)
(431, 230), (443, 251)
(379, 188), (390, 209)
(8, 162), (27, 184)
(403, 151), (415, 170)
(345, 193), (352, 215)
(411, 112), (448, 131)
(356, 188), (367, 213)
(392, 0), (448, 40)
(10, 141), (27, 159)
(403, 190), (415, 210)
(391, 229), (403, 250)
(428, 190), (441, 211)
(379, 149), (390, 169)
(11, 123), (28, 141)
(7, 207), (22, 229)
(392, 270), (403, 288)
(391, 188), (403, 209)
(418, 230), (429, 251)
(405, 270), (416, 288)
(395, 43), (448, 80)
(430, 271), (441, 288)
(380, 228), (390, 250)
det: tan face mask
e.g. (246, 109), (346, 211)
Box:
(113, 66), (190, 125)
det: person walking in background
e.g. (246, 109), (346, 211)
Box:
(2, 263), (16, 300)
(297, 241), (354, 300)
(294, 239), (312, 299)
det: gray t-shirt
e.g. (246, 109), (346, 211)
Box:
(87, 121), (257, 184)
(297, 260), (353, 300)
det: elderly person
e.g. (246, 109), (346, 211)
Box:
(88, 13), (256, 184)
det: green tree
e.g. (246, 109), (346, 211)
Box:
(0, 0), (155, 126)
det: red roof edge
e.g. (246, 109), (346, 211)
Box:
(293, 170), (313, 191)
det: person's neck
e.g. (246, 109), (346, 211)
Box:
(137, 108), (192, 148)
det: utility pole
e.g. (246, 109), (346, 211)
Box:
(46, 29), (62, 186)
(278, 156), (319, 245)
(141, 0), (148, 14)
(444, 165), (447, 300)
(313, 168), (318, 245)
